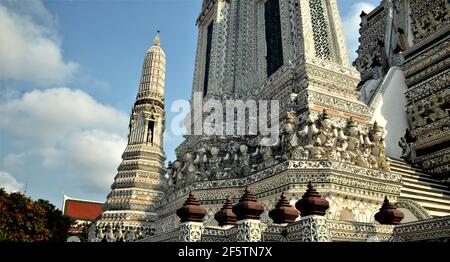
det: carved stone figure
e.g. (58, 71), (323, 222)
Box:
(181, 153), (197, 185)
(369, 122), (382, 155)
(282, 113), (299, 148)
(173, 160), (182, 189)
(412, 20), (426, 39)
(209, 146), (222, 179)
(194, 148), (208, 175)
(167, 161), (174, 187)
(408, 104), (427, 128)
(107, 226), (114, 241)
(377, 138), (390, 171)
(363, 143), (377, 169)
(222, 151), (234, 178)
(116, 226), (124, 240)
(316, 110), (336, 147)
(281, 112), (301, 158)
(369, 122), (390, 171)
(97, 225), (104, 240)
(259, 133), (280, 168)
(336, 127), (350, 162)
(417, 104), (430, 125)
(429, 94), (448, 121)
(288, 93), (299, 113)
(309, 146), (325, 159)
(168, 161), (183, 192)
(236, 144), (258, 177)
(259, 145), (276, 169)
(128, 229), (136, 242)
(302, 121), (317, 147)
(344, 118), (368, 168)
(398, 137), (411, 163)
(427, 12), (439, 28)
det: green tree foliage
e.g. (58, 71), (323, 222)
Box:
(0, 188), (74, 242)
(35, 199), (74, 242)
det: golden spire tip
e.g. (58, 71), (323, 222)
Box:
(154, 29), (160, 46)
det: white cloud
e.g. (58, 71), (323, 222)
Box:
(0, 88), (128, 145)
(0, 171), (24, 193)
(341, 2), (376, 62)
(0, 1), (78, 85)
(0, 88), (128, 196)
(0, 0), (55, 28)
(43, 129), (127, 193)
(3, 153), (27, 169)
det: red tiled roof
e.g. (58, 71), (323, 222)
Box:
(63, 199), (103, 221)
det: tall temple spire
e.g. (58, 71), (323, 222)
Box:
(137, 30), (166, 104)
(96, 31), (167, 241)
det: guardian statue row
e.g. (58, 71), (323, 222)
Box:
(166, 109), (391, 192)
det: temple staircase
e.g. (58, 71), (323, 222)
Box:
(390, 158), (450, 217)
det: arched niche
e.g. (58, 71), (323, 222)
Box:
(396, 199), (432, 221)
(338, 208), (356, 222)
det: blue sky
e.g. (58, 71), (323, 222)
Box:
(0, 0), (379, 208)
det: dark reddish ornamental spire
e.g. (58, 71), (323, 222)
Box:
(232, 186), (264, 221)
(214, 197), (237, 227)
(269, 193), (299, 224)
(295, 182), (329, 217)
(375, 196), (404, 225)
(176, 192), (207, 223)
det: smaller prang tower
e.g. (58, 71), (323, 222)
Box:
(96, 32), (167, 241)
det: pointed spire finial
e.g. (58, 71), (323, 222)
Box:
(154, 29), (160, 46)
(374, 196), (404, 225)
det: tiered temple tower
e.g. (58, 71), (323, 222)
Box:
(156, 0), (449, 236)
(96, 32), (167, 240)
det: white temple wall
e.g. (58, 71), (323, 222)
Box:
(370, 67), (409, 159)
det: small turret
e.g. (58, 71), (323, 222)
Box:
(295, 182), (329, 217)
(269, 193), (299, 224)
(375, 197), (404, 225)
(232, 187), (264, 221)
(214, 197), (237, 227)
(177, 192), (207, 223)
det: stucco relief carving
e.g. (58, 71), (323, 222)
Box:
(406, 90), (450, 128)
(410, 0), (450, 43)
(286, 110), (390, 171)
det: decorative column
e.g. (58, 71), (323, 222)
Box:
(176, 192), (207, 242)
(375, 197), (404, 225)
(295, 182), (331, 242)
(232, 187), (264, 242)
(269, 193), (299, 225)
(214, 197), (237, 229)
